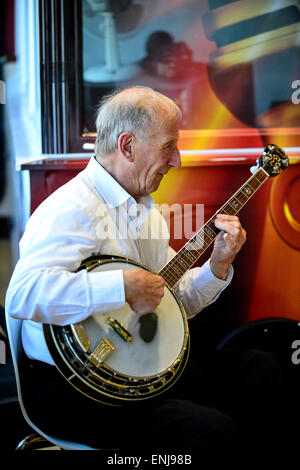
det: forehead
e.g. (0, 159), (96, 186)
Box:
(148, 118), (179, 143)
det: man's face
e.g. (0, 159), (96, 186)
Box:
(131, 119), (181, 197)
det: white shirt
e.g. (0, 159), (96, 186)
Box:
(5, 156), (233, 365)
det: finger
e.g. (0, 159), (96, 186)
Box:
(215, 214), (240, 222)
(214, 219), (241, 238)
(215, 215), (242, 229)
(223, 230), (247, 251)
(154, 275), (165, 287)
(223, 232), (237, 248)
(158, 286), (165, 298)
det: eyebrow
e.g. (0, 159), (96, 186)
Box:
(162, 137), (178, 148)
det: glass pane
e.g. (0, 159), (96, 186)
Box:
(82, 0), (300, 134)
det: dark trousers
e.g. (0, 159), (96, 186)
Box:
(22, 346), (293, 455)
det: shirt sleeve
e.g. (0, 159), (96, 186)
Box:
(5, 202), (126, 326)
(167, 246), (233, 319)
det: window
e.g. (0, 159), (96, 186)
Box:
(39, 0), (300, 155)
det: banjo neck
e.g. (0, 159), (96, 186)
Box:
(158, 167), (270, 288)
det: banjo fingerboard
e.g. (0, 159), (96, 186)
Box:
(158, 168), (269, 288)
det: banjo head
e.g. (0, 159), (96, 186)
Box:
(85, 260), (187, 377)
(43, 255), (190, 404)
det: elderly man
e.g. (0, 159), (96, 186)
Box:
(7, 86), (280, 453)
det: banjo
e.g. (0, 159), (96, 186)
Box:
(43, 144), (289, 406)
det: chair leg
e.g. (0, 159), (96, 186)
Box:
(16, 433), (58, 450)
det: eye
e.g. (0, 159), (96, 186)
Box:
(164, 141), (176, 151)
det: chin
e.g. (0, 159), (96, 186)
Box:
(150, 184), (161, 194)
(147, 175), (164, 195)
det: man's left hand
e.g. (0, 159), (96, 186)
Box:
(210, 214), (247, 279)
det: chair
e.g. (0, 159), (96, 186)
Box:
(5, 311), (97, 450)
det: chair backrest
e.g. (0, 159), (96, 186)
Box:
(5, 311), (96, 450)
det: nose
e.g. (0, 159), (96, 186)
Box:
(168, 147), (181, 169)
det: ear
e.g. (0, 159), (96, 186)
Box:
(118, 132), (134, 162)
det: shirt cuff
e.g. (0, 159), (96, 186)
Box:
(207, 258), (234, 285)
(175, 259), (234, 319)
(88, 269), (126, 314)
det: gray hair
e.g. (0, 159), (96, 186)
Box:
(94, 86), (182, 157)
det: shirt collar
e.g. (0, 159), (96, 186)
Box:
(85, 156), (155, 213)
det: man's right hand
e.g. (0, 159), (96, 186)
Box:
(123, 269), (165, 315)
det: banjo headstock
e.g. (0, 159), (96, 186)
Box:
(251, 144), (289, 177)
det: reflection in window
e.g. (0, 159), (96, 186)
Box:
(82, 0), (300, 134)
